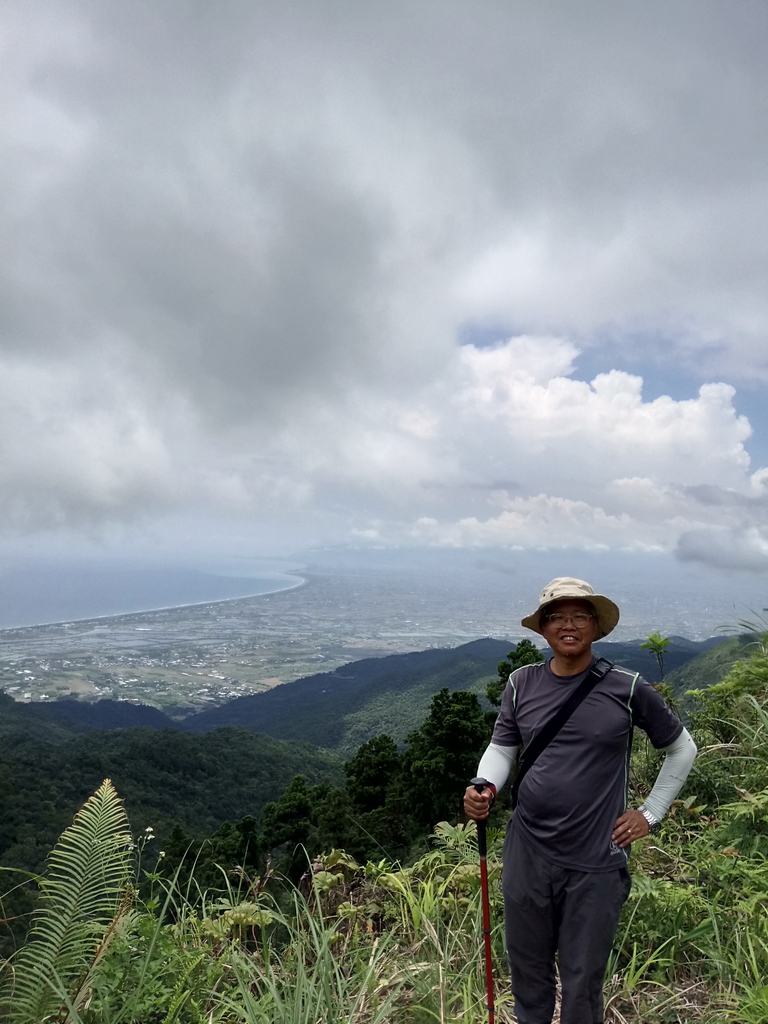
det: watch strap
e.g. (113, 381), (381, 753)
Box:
(639, 806), (661, 833)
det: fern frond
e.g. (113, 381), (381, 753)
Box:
(65, 889), (137, 1020)
(3, 779), (133, 1024)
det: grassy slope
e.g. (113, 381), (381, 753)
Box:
(665, 634), (752, 696)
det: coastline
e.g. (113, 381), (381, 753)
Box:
(0, 572), (307, 635)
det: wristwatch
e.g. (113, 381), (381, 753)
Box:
(639, 805), (661, 834)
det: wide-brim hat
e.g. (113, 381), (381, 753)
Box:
(521, 577), (620, 639)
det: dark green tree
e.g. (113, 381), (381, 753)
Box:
(640, 631), (681, 714)
(401, 689), (491, 828)
(487, 639), (544, 706)
(344, 735), (401, 813)
(260, 775), (326, 880)
(156, 818), (261, 895)
(312, 785), (364, 860)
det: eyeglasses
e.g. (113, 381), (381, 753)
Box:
(544, 612), (594, 626)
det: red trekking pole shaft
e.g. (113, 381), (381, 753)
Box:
(472, 779), (495, 1024)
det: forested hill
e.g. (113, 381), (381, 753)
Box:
(3, 694), (178, 733)
(180, 635), (727, 753)
(0, 692), (342, 876)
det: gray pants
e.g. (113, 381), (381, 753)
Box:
(502, 825), (631, 1024)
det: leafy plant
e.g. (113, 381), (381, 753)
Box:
(1, 779), (133, 1023)
(641, 632), (670, 683)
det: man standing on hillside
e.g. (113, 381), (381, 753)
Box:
(464, 578), (697, 1024)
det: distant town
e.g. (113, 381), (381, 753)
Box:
(0, 570), (472, 713)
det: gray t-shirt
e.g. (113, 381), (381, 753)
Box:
(492, 658), (683, 872)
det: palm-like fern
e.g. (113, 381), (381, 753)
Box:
(2, 779), (133, 1023)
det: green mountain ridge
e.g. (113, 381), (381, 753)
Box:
(4, 635), (738, 756)
(180, 635), (729, 752)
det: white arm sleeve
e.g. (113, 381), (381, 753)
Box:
(641, 727), (697, 821)
(476, 742), (520, 792)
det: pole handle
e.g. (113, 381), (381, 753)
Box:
(470, 776), (491, 856)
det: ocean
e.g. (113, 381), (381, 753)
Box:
(0, 559), (304, 629)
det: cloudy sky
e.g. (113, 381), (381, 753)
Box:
(3, 0), (768, 574)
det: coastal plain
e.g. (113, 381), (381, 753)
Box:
(0, 557), (758, 713)
(0, 570), (467, 712)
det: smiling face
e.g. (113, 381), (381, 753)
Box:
(540, 598), (599, 665)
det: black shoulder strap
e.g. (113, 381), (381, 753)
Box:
(511, 657), (614, 808)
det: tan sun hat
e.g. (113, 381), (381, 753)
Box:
(521, 577), (620, 639)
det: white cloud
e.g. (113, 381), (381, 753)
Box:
(0, 351), (179, 528)
(410, 495), (640, 551)
(446, 343), (752, 493)
(0, 327), (764, 567)
(295, 337), (766, 561)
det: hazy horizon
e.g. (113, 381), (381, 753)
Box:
(0, 549), (763, 640)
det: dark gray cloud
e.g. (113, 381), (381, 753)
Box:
(676, 528), (768, 573)
(683, 484), (768, 510)
(2, 0), (768, 552)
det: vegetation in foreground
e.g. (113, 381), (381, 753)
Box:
(2, 633), (768, 1022)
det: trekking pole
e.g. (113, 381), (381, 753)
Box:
(470, 777), (495, 1024)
